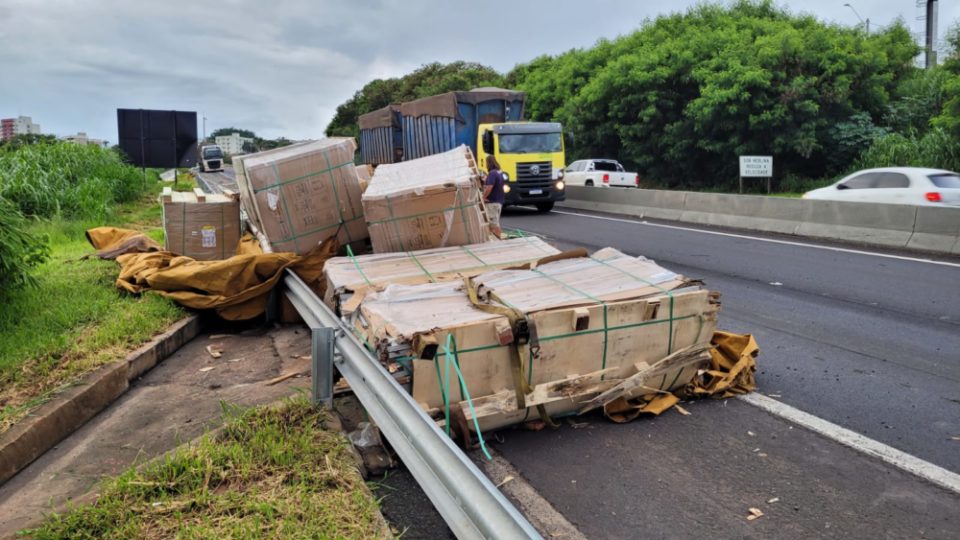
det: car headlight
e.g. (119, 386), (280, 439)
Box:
(504, 184), (511, 194)
(558, 170), (565, 179)
(556, 180), (565, 190)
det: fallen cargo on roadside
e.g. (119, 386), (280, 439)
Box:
(362, 145), (491, 253)
(322, 236), (560, 313)
(351, 247), (728, 433)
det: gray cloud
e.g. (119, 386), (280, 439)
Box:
(0, 0), (955, 143)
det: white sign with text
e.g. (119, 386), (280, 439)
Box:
(739, 155), (773, 177)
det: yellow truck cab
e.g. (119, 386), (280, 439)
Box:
(476, 122), (566, 212)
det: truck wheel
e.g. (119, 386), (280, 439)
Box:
(536, 202), (554, 213)
(585, 180), (594, 187)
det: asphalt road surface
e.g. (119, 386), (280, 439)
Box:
(373, 205), (960, 539)
(195, 165), (237, 194)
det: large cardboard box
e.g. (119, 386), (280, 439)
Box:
(323, 236), (559, 313)
(362, 145), (490, 253)
(234, 138), (368, 254)
(162, 188), (241, 260)
(354, 248), (720, 431)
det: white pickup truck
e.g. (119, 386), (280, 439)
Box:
(563, 159), (638, 188)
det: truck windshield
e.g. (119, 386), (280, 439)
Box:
(498, 133), (562, 154)
(203, 147), (223, 159)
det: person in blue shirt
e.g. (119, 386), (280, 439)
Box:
(482, 155), (505, 238)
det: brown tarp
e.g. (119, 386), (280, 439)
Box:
(358, 104), (400, 130)
(399, 88), (525, 120)
(86, 227), (335, 320)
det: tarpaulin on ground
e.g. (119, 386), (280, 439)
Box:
(86, 227), (335, 320)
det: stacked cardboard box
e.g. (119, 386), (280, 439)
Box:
(362, 145), (490, 253)
(322, 236), (559, 313)
(234, 138), (368, 255)
(161, 188), (241, 260)
(352, 247), (720, 431)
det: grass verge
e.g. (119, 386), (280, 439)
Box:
(0, 179), (184, 433)
(21, 398), (388, 539)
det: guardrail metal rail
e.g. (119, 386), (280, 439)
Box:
(282, 270), (542, 540)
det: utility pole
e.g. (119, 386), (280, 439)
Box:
(843, 3), (869, 34)
(202, 115), (207, 142)
(925, 0), (938, 69)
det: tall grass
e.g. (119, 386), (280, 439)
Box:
(0, 142), (147, 296)
(0, 142), (145, 220)
(858, 128), (960, 172)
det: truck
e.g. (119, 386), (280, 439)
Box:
(198, 144), (224, 172)
(563, 159), (639, 188)
(358, 88), (566, 212)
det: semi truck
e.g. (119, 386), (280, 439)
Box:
(198, 144), (224, 172)
(358, 88), (566, 212)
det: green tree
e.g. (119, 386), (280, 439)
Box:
(510, 0), (918, 189)
(933, 24), (960, 136)
(325, 61), (505, 138)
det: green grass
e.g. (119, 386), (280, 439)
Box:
(0, 183), (183, 433)
(21, 398), (388, 539)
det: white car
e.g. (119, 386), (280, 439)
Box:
(564, 159), (639, 188)
(803, 167), (960, 206)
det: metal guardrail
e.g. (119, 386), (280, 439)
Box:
(282, 270), (542, 540)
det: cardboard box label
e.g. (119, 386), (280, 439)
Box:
(201, 225), (217, 248)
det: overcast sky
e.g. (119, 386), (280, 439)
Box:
(1, 0), (956, 143)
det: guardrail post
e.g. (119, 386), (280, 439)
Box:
(312, 327), (335, 407)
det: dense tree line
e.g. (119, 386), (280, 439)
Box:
(327, 1), (959, 191)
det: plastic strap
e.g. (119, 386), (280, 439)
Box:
(408, 250), (436, 282)
(384, 194), (406, 251)
(366, 201), (481, 225)
(437, 334), (492, 460)
(270, 161), (300, 253)
(345, 245), (372, 286)
(252, 161), (353, 193)
(460, 244), (489, 268)
(529, 268), (610, 376)
(589, 255), (676, 353)
(320, 148), (353, 244)
(454, 184), (474, 245)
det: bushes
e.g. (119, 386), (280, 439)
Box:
(0, 142), (146, 295)
(0, 196), (49, 294)
(858, 128), (960, 172)
(0, 142), (144, 220)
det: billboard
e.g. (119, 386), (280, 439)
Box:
(117, 109), (197, 168)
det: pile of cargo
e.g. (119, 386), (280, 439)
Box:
(161, 137), (739, 435)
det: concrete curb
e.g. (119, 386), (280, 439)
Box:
(559, 186), (960, 256)
(0, 315), (202, 486)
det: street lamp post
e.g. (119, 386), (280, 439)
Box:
(843, 3), (870, 34)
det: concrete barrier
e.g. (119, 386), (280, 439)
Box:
(558, 187), (960, 256)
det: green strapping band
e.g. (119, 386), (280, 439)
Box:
(384, 194), (406, 251)
(320, 147), (353, 244)
(437, 334), (492, 460)
(367, 201), (481, 226)
(454, 185), (475, 244)
(460, 245), (489, 268)
(271, 215), (365, 244)
(408, 251), (436, 282)
(346, 245), (372, 286)
(529, 267), (610, 377)
(271, 161), (300, 253)
(252, 161), (353, 193)
(589, 255), (676, 354)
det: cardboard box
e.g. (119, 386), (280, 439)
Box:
(362, 145), (489, 253)
(322, 236), (560, 313)
(353, 248), (720, 431)
(162, 188), (241, 260)
(234, 138), (368, 254)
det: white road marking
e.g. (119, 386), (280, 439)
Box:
(739, 393), (960, 495)
(551, 209), (960, 268)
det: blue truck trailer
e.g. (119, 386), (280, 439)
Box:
(358, 87), (567, 211)
(357, 104), (402, 165)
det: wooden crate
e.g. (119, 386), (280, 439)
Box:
(354, 248), (720, 431)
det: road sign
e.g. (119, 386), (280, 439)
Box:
(739, 155), (773, 177)
(740, 156), (773, 178)
(117, 109), (197, 169)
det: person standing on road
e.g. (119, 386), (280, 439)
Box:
(483, 155), (505, 238)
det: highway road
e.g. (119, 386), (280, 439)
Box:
(186, 169), (959, 537)
(374, 205), (960, 539)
